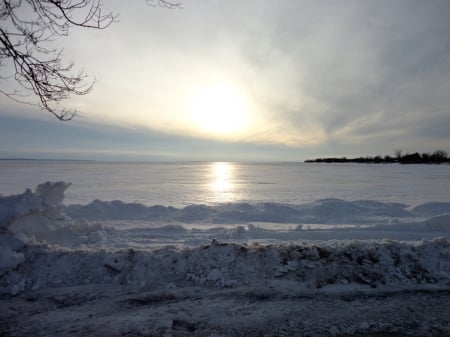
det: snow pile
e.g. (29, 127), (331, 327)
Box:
(65, 199), (177, 221)
(1, 181), (109, 246)
(0, 181), (69, 231)
(0, 181), (71, 285)
(66, 199), (414, 224)
(411, 202), (450, 217)
(0, 234), (24, 278)
(0, 182), (111, 294)
(425, 214), (450, 232)
(1, 238), (450, 296)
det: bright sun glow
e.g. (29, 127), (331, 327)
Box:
(210, 162), (233, 192)
(187, 84), (250, 136)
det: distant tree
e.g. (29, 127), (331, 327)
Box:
(431, 150), (448, 163)
(399, 152), (422, 164)
(421, 152), (430, 163)
(0, 0), (181, 120)
(433, 150), (448, 158)
(384, 155), (394, 163)
(305, 150), (449, 164)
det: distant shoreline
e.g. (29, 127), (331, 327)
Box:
(1, 156), (449, 164)
(305, 151), (450, 164)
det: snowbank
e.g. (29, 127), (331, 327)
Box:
(2, 238), (450, 296)
(411, 202), (450, 217)
(66, 198), (413, 224)
(1, 182), (450, 296)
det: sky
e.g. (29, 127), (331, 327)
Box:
(1, 0), (450, 161)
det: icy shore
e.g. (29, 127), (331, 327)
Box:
(1, 182), (450, 336)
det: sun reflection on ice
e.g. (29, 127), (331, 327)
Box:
(210, 163), (234, 202)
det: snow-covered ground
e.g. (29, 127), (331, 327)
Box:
(1, 182), (450, 336)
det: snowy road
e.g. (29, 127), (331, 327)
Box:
(2, 284), (450, 336)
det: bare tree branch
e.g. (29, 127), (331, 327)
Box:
(0, 0), (181, 120)
(147, 0), (183, 10)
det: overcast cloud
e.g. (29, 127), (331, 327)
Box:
(1, 0), (449, 160)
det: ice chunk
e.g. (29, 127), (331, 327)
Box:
(35, 181), (71, 208)
(0, 181), (70, 230)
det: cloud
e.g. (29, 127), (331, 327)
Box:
(1, 0), (449, 159)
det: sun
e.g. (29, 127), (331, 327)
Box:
(187, 84), (250, 136)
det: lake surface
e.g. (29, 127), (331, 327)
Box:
(0, 160), (449, 207)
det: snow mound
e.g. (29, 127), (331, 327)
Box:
(65, 199), (177, 220)
(411, 202), (450, 217)
(2, 182), (109, 247)
(65, 198), (412, 224)
(0, 181), (70, 230)
(305, 199), (411, 221)
(0, 182), (110, 290)
(0, 234), (24, 277)
(1, 238), (450, 296)
(425, 214), (450, 232)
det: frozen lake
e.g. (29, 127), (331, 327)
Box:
(1, 160), (450, 207)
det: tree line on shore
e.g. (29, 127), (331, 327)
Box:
(305, 150), (450, 164)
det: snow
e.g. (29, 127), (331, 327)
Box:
(410, 202), (450, 217)
(65, 198), (415, 223)
(425, 213), (450, 232)
(1, 182), (450, 336)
